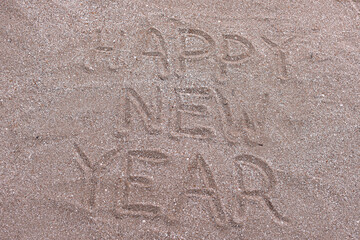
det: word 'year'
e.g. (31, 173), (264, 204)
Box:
(71, 144), (289, 227)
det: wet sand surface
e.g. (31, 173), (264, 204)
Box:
(1, 1), (360, 239)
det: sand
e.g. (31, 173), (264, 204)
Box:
(1, 0), (359, 239)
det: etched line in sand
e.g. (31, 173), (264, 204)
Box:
(115, 149), (170, 218)
(179, 103), (208, 117)
(178, 28), (216, 73)
(171, 87), (215, 139)
(73, 142), (93, 173)
(242, 111), (255, 131)
(123, 85), (266, 146)
(261, 36), (287, 79)
(175, 87), (212, 98)
(128, 175), (153, 188)
(127, 149), (169, 164)
(222, 34), (255, 63)
(96, 46), (114, 52)
(124, 87), (163, 135)
(142, 27), (170, 80)
(73, 143), (120, 209)
(178, 28), (216, 57)
(214, 89), (264, 147)
(233, 154), (289, 224)
(118, 203), (162, 218)
(79, 27), (124, 73)
(261, 36), (295, 81)
(183, 153), (228, 226)
(214, 88), (233, 125)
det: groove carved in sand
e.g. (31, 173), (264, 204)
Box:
(115, 149), (170, 218)
(181, 153), (228, 227)
(121, 85), (267, 146)
(124, 87), (163, 135)
(142, 27), (170, 80)
(178, 28), (216, 73)
(261, 35), (296, 81)
(171, 87), (216, 139)
(222, 34), (255, 63)
(73, 143), (120, 208)
(233, 154), (289, 224)
(69, 144), (287, 227)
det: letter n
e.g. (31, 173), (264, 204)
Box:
(123, 87), (162, 134)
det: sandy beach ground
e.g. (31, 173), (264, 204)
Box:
(1, 0), (359, 239)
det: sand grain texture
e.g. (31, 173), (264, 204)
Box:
(1, 0), (360, 239)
